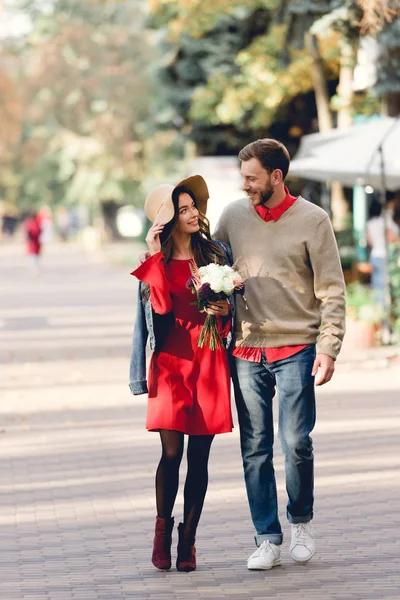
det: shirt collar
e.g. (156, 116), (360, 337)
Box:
(255, 186), (297, 222)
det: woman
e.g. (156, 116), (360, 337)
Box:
(129, 175), (233, 572)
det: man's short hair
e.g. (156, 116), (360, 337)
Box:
(239, 139), (290, 179)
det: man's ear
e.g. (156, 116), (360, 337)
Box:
(272, 169), (284, 186)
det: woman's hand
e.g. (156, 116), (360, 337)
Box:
(205, 299), (230, 317)
(137, 251), (151, 267)
(145, 221), (164, 255)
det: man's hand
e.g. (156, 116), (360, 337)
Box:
(312, 353), (335, 386)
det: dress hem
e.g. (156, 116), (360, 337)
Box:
(147, 426), (233, 435)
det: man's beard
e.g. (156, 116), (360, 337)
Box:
(248, 183), (274, 205)
(260, 185), (274, 205)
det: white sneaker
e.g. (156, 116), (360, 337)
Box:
(247, 541), (281, 570)
(290, 523), (315, 563)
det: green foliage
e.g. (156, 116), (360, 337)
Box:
(388, 242), (400, 336)
(149, 0), (280, 39)
(352, 90), (381, 116)
(148, 0), (400, 157)
(1, 0), (155, 212)
(335, 227), (356, 269)
(151, 10), (274, 153)
(148, 0), (345, 153)
(374, 19), (400, 97)
(2, 0), (398, 216)
(346, 282), (384, 324)
(309, 1), (362, 43)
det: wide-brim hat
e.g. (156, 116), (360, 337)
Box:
(144, 175), (209, 224)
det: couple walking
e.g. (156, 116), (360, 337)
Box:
(129, 138), (346, 572)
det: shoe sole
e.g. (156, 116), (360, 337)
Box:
(290, 549), (315, 564)
(247, 559), (281, 571)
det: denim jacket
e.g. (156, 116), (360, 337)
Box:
(129, 241), (235, 395)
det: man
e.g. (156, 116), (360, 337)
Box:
(213, 138), (346, 570)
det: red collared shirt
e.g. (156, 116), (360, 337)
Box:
(233, 187), (308, 363)
(254, 187), (297, 222)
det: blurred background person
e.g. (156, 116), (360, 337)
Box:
(37, 205), (54, 245)
(0, 202), (19, 240)
(56, 206), (70, 242)
(366, 195), (399, 305)
(24, 210), (42, 272)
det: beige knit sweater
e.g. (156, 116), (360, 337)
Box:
(213, 196), (346, 359)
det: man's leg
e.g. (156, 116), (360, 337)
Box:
(271, 345), (316, 562)
(232, 356), (282, 547)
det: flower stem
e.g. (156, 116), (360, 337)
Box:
(197, 314), (223, 350)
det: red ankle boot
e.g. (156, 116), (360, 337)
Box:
(151, 516), (174, 570)
(176, 522), (196, 572)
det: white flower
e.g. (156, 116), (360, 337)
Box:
(198, 263), (243, 295)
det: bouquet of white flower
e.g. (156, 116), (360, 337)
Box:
(187, 262), (244, 350)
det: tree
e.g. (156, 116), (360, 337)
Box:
(0, 67), (23, 204)
(0, 0), (154, 212)
(304, 2), (362, 230)
(148, 0), (398, 229)
(149, 0), (341, 154)
(374, 17), (400, 116)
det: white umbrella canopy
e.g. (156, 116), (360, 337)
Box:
(289, 117), (400, 191)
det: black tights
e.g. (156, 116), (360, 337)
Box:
(155, 430), (214, 531)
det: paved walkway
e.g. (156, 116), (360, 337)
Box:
(1, 241), (400, 600)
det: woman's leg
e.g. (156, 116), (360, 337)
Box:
(183, 434), (214, 530)
(156, 430), (184, 518)
(152, 430), (184, 570)
(176, 434), (214, 572)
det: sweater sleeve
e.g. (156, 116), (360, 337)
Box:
(131, 252), (172, 315)
(212, 208), (230, 243)
(307, 216), (346, 360)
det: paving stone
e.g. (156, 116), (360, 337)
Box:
(1, 242), (400, 599)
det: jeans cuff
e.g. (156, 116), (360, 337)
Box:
(287, 512), (313, 525)
(255, 533), (283, 546)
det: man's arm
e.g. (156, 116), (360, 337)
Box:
(308, 215), (346, 385)
(212, 208), (230, 243)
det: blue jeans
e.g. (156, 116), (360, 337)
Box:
(232, 345), (316, 546)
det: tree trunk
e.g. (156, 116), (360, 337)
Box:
(331, 42), (357, 231)
(385, 92), (400, 117)
(305, 32), (349, 230)
(330, 181), (350, 231)
(337, 41), (356, 129)
(305, 32), (333, 133)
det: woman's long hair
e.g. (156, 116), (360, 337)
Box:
(160, 185), (226, 267)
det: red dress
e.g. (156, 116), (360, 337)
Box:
(132, 252), (233, 435)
